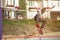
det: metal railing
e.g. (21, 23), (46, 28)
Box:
(2, 36), (60, 40)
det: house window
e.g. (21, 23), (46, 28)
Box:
(7, 0), (14, 5)
(29, 1), (36, 6)
(58, 2), (60, 8)
(51, 2), (53, 6)
(51, 1), (60, 8)
(6, 0), (8, 6)
(29, 1), (34, 6)
(57, 16), (60, 20)
(13, 0), (15, 5)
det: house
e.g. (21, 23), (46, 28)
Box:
(26, 0), (60, 20)
(26, 0), (51, 19)
(1, 0), (20, 19)
(26, 0), (43, 19)
(1, 0), (50, 19)
(1, 0), (60, 20)
(49, 0), (60, 20)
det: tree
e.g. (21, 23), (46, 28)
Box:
(19, 0), (26, 9)
(19, 0), (26, 18)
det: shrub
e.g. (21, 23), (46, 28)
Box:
(46, 19), (60, 32)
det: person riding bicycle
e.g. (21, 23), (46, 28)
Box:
(34, 6), (55, 29)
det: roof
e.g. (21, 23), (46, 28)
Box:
(51, 0), (60, 1)
(29, 7), (40, 9)
(27, 0), (42, 1)
(28, 0), (60, 1)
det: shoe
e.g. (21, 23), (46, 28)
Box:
(38, 29), (43, 35)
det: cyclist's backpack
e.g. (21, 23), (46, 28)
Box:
(34, 14), (37, 21)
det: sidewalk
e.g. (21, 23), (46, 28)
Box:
(2, 32), (60, 40)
